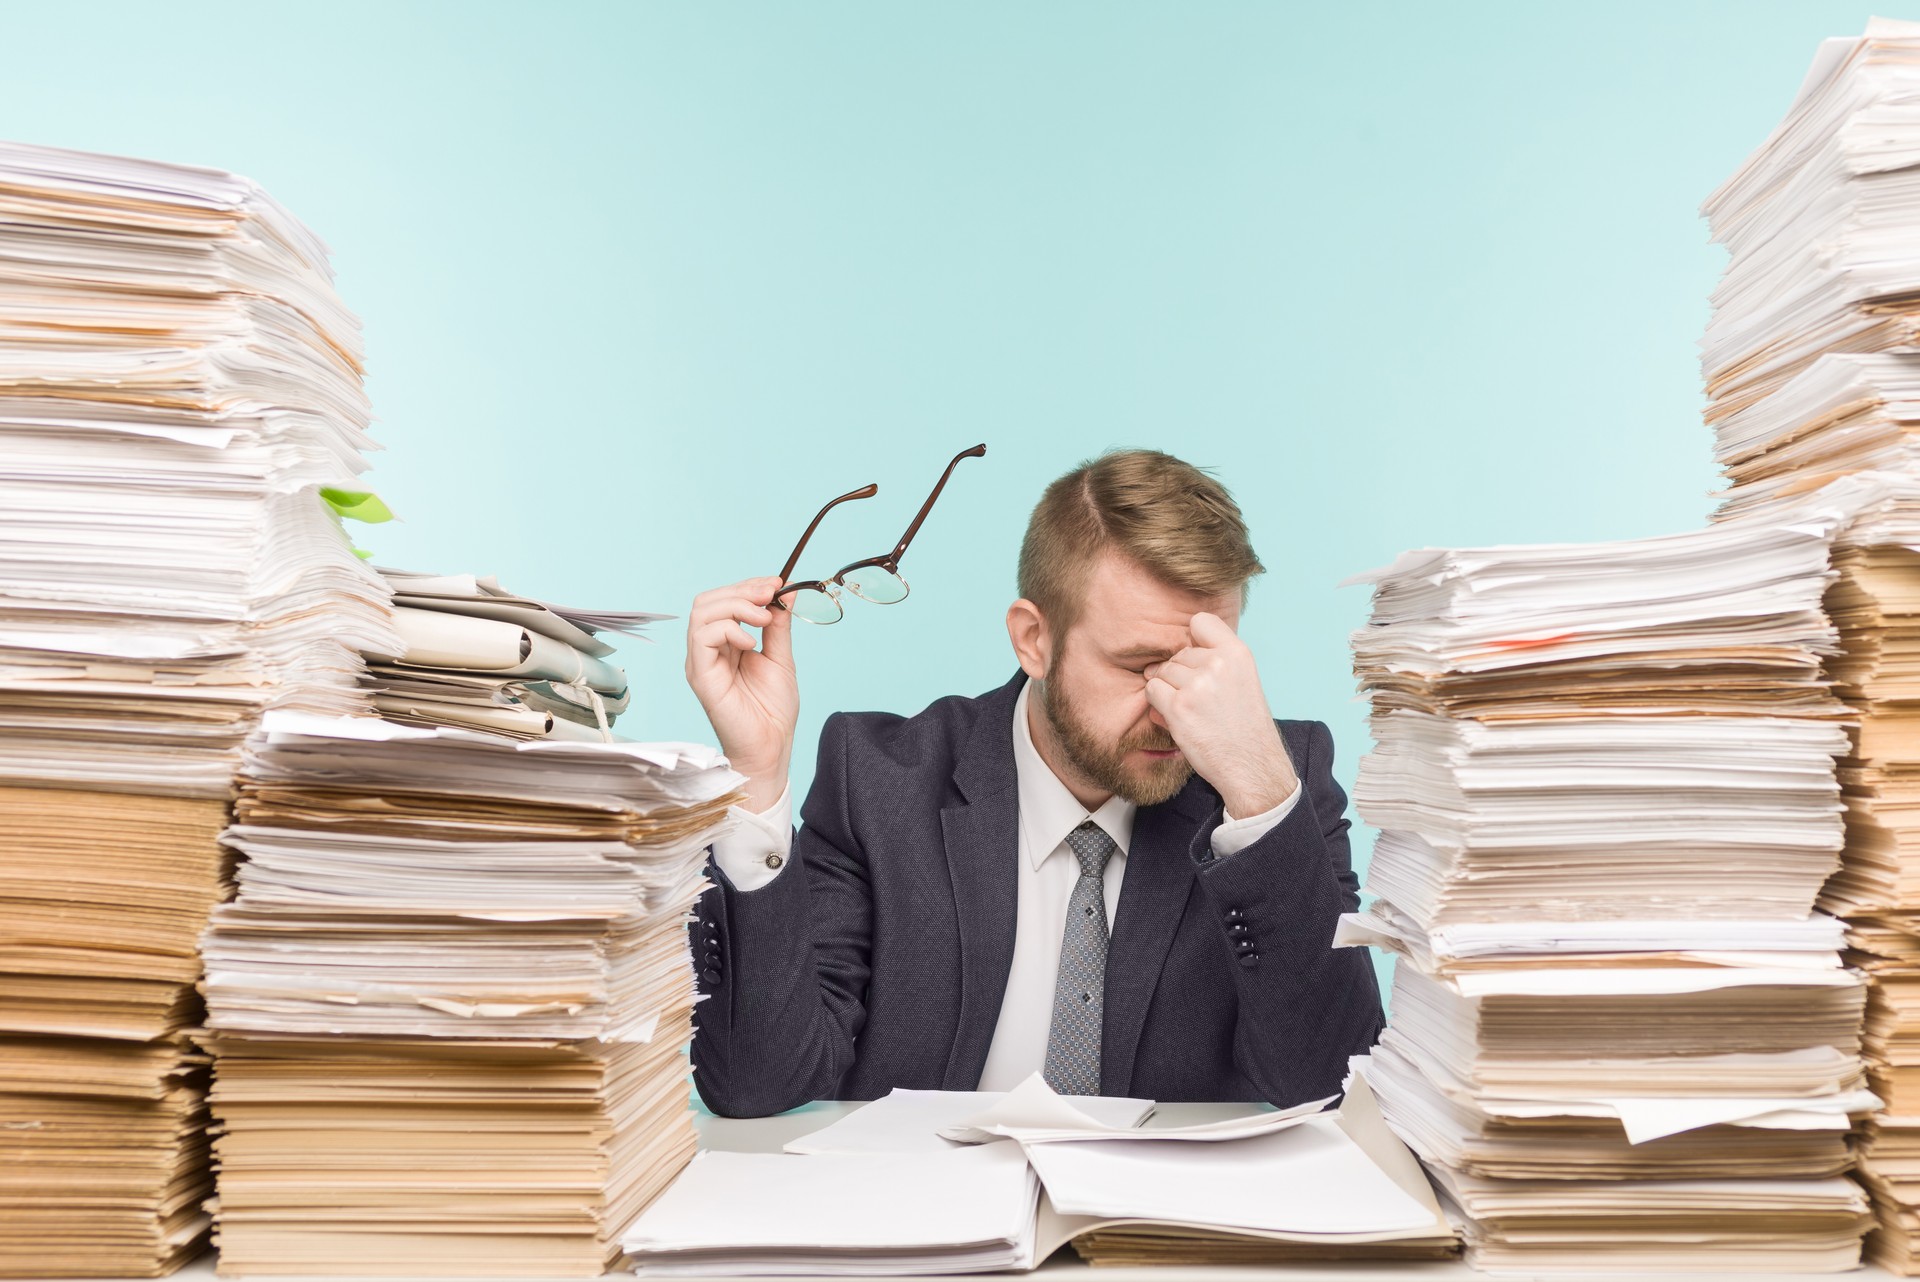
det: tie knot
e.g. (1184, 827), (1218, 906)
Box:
(1066, 820), (1116, 879)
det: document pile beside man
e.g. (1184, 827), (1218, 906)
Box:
(1819, 509), (1920, 1270)
(1702, 19), (1920, 1271)
(0, 141), (394, 1275)
(1348, 512), (1854, 922)
(363, 568), (670, 740)
(1701, 18), (1920, 519)
(199, 714), (743, 1276)
(1340, 506), (1880, 1272)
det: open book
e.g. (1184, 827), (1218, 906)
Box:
(619, 1058), (1457, 1274)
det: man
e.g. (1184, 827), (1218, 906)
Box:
(682, 448), (1383, 1118)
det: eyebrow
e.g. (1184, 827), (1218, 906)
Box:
(1110, 645), (1176, 661)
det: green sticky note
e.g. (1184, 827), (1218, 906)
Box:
(320, 488), (396, 524)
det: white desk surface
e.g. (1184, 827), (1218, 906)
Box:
(28, 1099), (1904, 1282)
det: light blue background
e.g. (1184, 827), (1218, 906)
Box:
(0, 3), (1883, 976)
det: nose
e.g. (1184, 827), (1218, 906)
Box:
(1147, 706), (1168, 731)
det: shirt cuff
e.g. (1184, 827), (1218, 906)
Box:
(710, 781), (794, 892)
(1209, 784), (1302, 860)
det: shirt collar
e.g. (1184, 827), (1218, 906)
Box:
(1012, 677), (1136, 871)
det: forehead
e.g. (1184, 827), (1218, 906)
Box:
(1077, 550), (1239, 657)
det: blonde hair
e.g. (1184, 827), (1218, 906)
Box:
(1017, 449), (1265, 640)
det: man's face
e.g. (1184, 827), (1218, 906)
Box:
(1034, 550), (1240, 807)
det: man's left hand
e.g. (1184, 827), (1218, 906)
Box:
(1144, 612), (1299, 819)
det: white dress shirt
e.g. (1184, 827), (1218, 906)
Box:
(708, 678), (1300, 1089)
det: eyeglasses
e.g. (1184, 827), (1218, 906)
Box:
(772, 443), (987, 625)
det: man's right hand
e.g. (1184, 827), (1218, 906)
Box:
(685, 575), (797, 814)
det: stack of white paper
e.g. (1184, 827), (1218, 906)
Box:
(0, 138), (395, 1277)
(1348, 505), (1858, 925)
(1340, 917), (1875, 1270)
(1702, 23), (1920, 1268)
(622, 1065), (1457, 1274)
(1343, 500), (1878, 1271)
(626, 1144), (1046, 1276)
(363, 568), (672, 742)
(1702, 19), (1920, 516)
(0, 140), (398, 797)
(200, 712), (745, 1276)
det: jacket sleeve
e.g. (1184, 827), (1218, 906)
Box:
(687, 711), (873, 1118)
(1184, 719), (1385, 1107)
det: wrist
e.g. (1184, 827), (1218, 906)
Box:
(738, 762), (791, 813)
(1220, 779), (1292, 820)
(722, 735), (791, 783)
(1217, 742), (1297, 819)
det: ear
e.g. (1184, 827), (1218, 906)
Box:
(1006, 599), (1051, 681)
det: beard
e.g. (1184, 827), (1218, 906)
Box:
(1038, 663), (1193, 808)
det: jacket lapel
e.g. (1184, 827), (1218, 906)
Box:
(938, 670), (1026, 1089)
(1100, 776), (1213, 1095)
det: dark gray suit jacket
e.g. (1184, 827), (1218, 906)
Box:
(687, 668), (1384, 1118)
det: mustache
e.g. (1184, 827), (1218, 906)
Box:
(1123, 727), (1178, 753)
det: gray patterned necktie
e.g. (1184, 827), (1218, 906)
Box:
(1042, 819), (1117, 1096)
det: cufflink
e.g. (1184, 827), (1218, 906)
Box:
(765, 853), (784, 869)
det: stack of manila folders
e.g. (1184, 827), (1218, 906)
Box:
(364, 568), (671, 741)
(620, 1059), (1456, 1275)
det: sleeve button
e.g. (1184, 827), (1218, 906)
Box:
(765, 853), (784, 869)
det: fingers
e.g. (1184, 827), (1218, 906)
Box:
(687, 584), (778, 677)
(1145, 658), (1196, 689)
(688, 603), (771, 642)
(691, 575), (784, 609)
(692, 617), (756, 647)
(1187, 610), (1238, 647)
(760, 584), (796, 669)
(1148, 634), (1216, 682)
(742, 575), (785, 605)
(689, 580), (780, 634)
(689, 618), (754, 674)
(1152, 610), (1244, 685)
(687, 576), (798, 686)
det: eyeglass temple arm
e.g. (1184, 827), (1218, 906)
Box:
(887, 444), (986, 564)
(777, 483), (879, 585)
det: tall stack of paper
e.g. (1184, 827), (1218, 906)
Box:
(200, 712), (743, 1276)
(0, 141), (397, 792)
(1340, 505), (1877, 1272)
(1788, 485), (1920, 1267)
(1701, 19), (1920, 517)
(0, 140), (395, 1276)
(362, 568), (670, 741)
(1701, 22), (1920, 1269)
(1821, 531), (1920, 921)
(1350, 512), (1853, 924)
(1848, 916), (1920, 1271)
